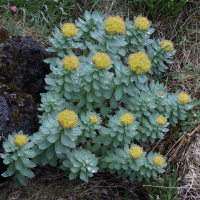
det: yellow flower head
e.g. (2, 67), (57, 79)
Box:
(14, 135), (28, 146)
(153, 155), (165, 167)
(104, 16), (126, 35)
(62, 23), (78, 37)
(92, 52), (111, 69)
(120, 113), (134, 125)
(157, 116), (167, 126)
(128, 52), (151, 74)
(89, 114), (99, 124)
(158, 91), (164, 97)
(129, 145), (143, 159)
(57, 109), (78, 129)
(160, 40), (174, 52)
(178, 92), (191, 104)
(134, 17), (150, 30)
(63, 55), (80, 71)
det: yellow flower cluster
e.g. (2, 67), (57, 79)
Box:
(104, 16), (126, 35)
(157, 116), (167, 126)
(57, 109), (78, 129)
(153, 155), (165, 167)
(14, 134), (28, 146)
(129, 145), (143, 159)
(92, 52), (111, 69)
(89, 114), (99, 124)
(160, 40), (174, 52)
(62, 23), (78, 37)
(120, 113), (134, 125)
(178, 92), (190, 104)
(134, 17), (150, 30)
(158, 91), (164, 97)
(128, 52), (151, 74)
(63, 55), (80, 71)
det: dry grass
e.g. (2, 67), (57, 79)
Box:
(178, 127), (200, 199)
(0, 167), (145, 200)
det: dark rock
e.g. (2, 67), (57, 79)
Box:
(0, 28), (10, 41)
(0, 30), (50, 181)
(0, 85), (40, 139)
(0, 35), (50, 101)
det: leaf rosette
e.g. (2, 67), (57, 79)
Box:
(139, 152), (166, 182)
(0, 131), (36, 187)
(78, 111), (102, 143)
(95, 108), (139, 147)
(32, 111), (82, 166)
(101, 144), (146, 180)
(60, 149), (98, 182)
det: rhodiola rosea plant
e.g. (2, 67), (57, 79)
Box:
(0, 11), (194, 186)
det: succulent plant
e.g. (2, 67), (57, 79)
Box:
(147, 38), (176, 74)
(60, 149), (98, 182)
(164, 92), (193, 126)
(95, 108), (139, 148)
(1, 10), (194, 186)
(78, 111), (102, 143)
(101, 144), (146, 180)
(38, 90), (74, 119)
(125, 16), (154, 53)
(32, 111), (82, 166)
(139, 152), (166, 182)
(137, 112), (169, 143)
(0, 131), (36, 187)
(76, 52), (114, 116)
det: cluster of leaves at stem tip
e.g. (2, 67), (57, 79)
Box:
(0, 10), (194, 187)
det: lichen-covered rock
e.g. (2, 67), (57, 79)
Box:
(0, 85), (40, 139)
(0, 28), (10, 41)
(0, 30), (50, 181)
(0, 34), (50, 100)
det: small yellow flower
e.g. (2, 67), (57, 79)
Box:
(157, 116), (167, 126)
(178, 92), (191, 104)
(134, 17), (150, 30)
(92, 52), (111, 69)
(104, 16), (126, 35)
(63, 55), (80, 71)
(128, 52), (151, 74)
(160, 40), (174, 52)
(62, 23), (78, 37)
(120, 113), (134, 125)
(158, 91), (164, 97)
(129, 145), (143, 159)
(153, 155), (165, 167)
(57, 109), (78, 129)
(14, 135), (28, 146)
(89, 114), (99, 124)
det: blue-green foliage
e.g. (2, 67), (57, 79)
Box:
(60, 149), (98, 182)
(0, 131), (36, 187)
(0, 10), (194, 186)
